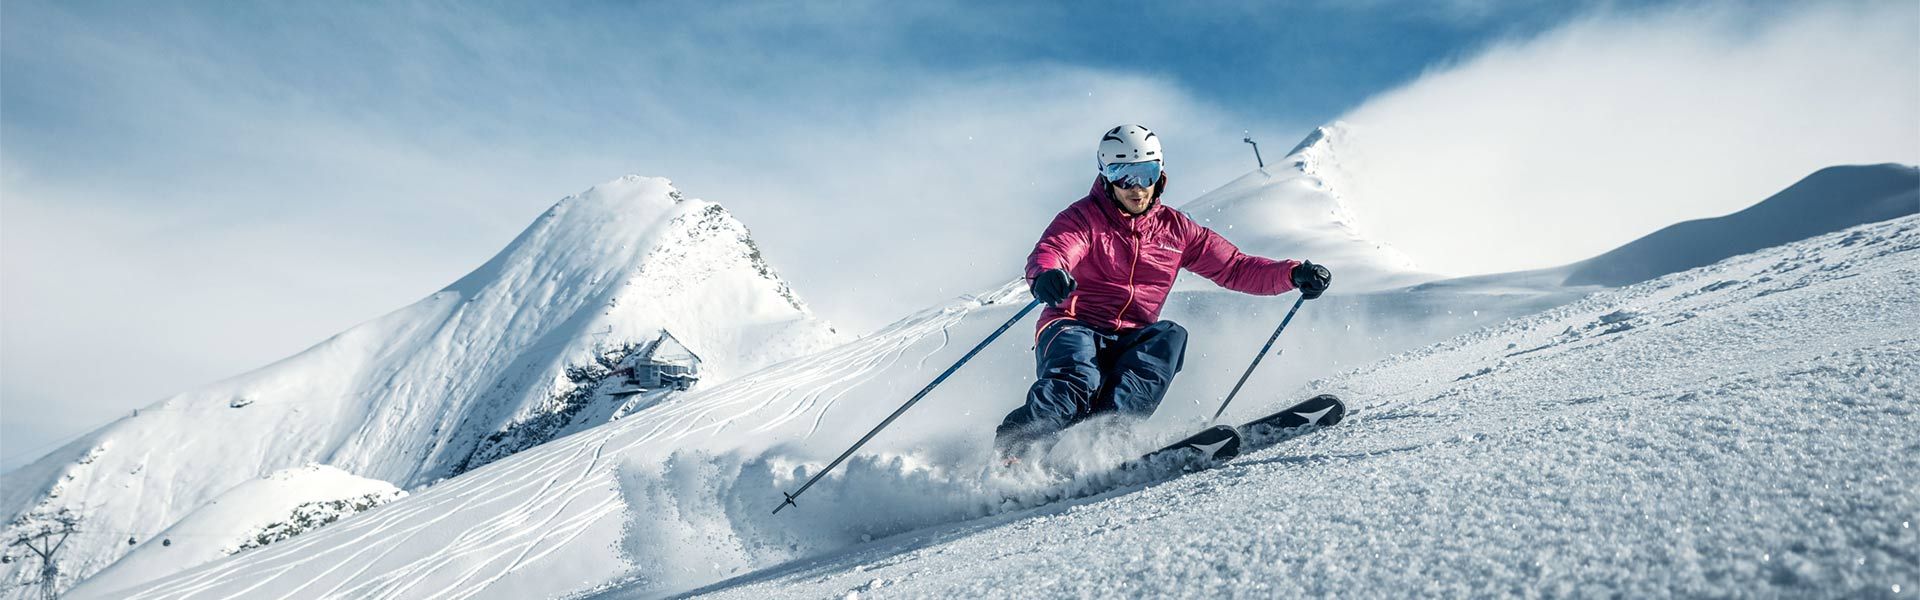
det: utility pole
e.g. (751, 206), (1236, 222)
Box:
(1243, 133), (1265, 168)
(8, 510), (79, 600)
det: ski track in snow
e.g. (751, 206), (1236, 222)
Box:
(110, 286), (1004, 600)
(117, 431), (615, 600)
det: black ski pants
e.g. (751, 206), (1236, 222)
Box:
(995, 319), (1187, 449)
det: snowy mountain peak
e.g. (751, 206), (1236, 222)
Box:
(0, 175), (845, 598)
(1285, 123), (1336, 157)
(1176, 123), (1434, 292)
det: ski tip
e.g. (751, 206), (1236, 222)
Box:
(1320, 395), (1348, 425)
(1237, 394), (1348, 448)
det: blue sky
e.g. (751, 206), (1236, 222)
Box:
(1, 2), (1593, 150)
(3, 0), (1915, 469)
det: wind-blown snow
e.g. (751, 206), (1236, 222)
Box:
(1177, 124), (1436, 293)
(6, 176), (842, 597)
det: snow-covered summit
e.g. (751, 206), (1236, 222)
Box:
(1177, 124), (1436, 292)
(1, 175), (844, 598)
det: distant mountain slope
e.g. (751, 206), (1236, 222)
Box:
(1404, 163), (1917, 294)
(1, 176), (843, 598)
(1563, 163), (1918, 286)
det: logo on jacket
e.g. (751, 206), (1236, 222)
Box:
(1157, 243), (1179, 252)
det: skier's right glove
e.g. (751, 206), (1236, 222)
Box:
(1291, 260), (1332, 300)
(1031, 269), (1076, 306)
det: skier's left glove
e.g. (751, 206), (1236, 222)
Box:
(1291, 260), (1332, 300)
(1031, 269), (1076, 306)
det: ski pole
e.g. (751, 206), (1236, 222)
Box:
(774, 298), (1043, 514)
(1209, 294), (1308, 423)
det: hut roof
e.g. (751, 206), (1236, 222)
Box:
(639, 330), (700, 367)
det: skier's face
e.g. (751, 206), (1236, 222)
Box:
(1113, 183), (1155, 215)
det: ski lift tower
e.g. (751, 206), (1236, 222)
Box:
(8, 511), (79, 600)
(1243, 132), (1265, 168)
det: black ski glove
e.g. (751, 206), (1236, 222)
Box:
(1031, 269), (1076, 306)
(1291, 260), (1332, 300)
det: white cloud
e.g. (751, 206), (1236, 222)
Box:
(1324, 1), (1920, 275)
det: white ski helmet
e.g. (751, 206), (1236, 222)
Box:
(1097, 124), (1162, 168)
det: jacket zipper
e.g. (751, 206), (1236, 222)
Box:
(1112, 228), (1141, 330)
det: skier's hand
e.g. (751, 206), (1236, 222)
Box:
(1291, 260), (1331, 299)
(1031, 269), (1076, 306)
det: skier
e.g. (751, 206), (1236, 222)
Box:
(995, 124), (1333, 462)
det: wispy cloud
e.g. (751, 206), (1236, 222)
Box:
(1324, 1), (1920, 275)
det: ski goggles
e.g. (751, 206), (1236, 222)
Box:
(1101, 160), (1163, 189)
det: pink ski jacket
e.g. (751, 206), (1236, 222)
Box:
(1027, 178), (1301, 336)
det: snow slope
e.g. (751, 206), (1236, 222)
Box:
(78, 465), (404, 595)
(73, 281), (1039, 599)
(3, 176), (842, 597)
(618, 215), (1920, 599)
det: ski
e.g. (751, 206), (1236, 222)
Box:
(1111, 394), (1345, 480)
(1120, 424), (1242, 474)
(1239, 393), (1345, 450)
(1006, 396), (1346, 509)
